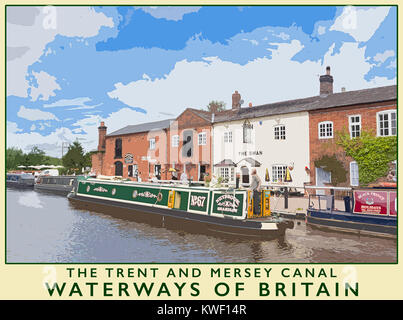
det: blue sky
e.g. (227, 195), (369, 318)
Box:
(7, 6), (397, 157)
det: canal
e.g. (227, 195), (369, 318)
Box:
(6, 188), (397, 263)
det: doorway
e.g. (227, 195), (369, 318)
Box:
(316, 167), (331, 195)
(241, 166), (249, 185)
(114, 161), (123, 177)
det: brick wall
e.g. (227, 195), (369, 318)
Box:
(167, 109), (212, 181)
(309, 100), (396, 186)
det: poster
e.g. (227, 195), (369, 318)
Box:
(1, 0), (400, 312)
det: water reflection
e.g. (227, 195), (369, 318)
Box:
(6, 188), (396, 263)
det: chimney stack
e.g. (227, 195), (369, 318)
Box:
(341, 87), (346, 92)
(249, 102), (253, 108)
(232, 90), (241, 109)
(98, 121), (107, 151)
(319, 66), (333, 95)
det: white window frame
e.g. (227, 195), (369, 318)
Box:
(377, 110), (397, 137)
(272, 165), (288, 183)
(318, 121), (333, 139)
(171, 135), (179, 147)
(348, 115), (361, 138)
(219, 167), (234, 182)
(224, 131), (233, 143)
(198, 132), (207, 146)
(149, 138), (156, 150)
(350, 161), (359, 186)
(274, 125), (286, 140)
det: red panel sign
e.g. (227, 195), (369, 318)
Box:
(353, 191), (388, 215)
(389, 192), (397, 216)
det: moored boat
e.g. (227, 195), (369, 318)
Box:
(306, 186), (397, 238)
(67, 177), (294, 238)
(6, 173), (35, 189)
(34, 175), (85, 195)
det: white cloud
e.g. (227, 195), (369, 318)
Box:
(317, 26), (326, 35)
(30, 124), (36, 131)
(107, 39), (395, 117)
(17, 105), (59, 121)
(7, 121), (23, 133)
(29, 70), (61, 101)
(7, 6), (114, 97)
(330, 6), (390, 42)
(43, 97), (91, 108)
(387, 59), (396, 69)
(373, 50), (395, 64)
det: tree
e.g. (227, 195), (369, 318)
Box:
(62, 141), (87, 174)
(24, 146), (45, 166)
(206, 100), (226, 112)
(6, 148), (25, 170)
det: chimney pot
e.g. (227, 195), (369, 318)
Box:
(341, 87), (346, 92)
(249, 102), (252, 107)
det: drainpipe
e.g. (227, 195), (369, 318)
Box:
(211, 113), (215, 179)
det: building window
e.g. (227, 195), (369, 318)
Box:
(318, 121), (333, 139)
(183, 130), (193, 158)
(272, 165), (287, 182)
(219, 167), (234, 182)
(114, 138), (122, 159)
(349, 115), (361, 138)
(172, 135), (179, 147)
(224, 131), (232, 143)
(274, 125), (286, 140)
(377, 110), (397, 137)
(198, 132), (207, 146)
(149, 138), (156, 150)
(243, 120), (253, 143)
(350, 161), (359, 186)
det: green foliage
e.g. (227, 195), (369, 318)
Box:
(61, 141), (92, 174)
(206, 100), (226, 112)
(6, 147), (25, 170)
(336, 129), (397, 185)
(314, 154), (347, 185)
(62, 141), (88, 174)
(6, 146), (62, 170)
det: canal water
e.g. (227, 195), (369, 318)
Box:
(6, 188), (397, 263)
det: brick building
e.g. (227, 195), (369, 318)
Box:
(91, 119), (173, 181)
(167, 108), (213, 182)
(91, 108), (214, 182)
(308, 68), (396, 187)
(92, 67), (396, 188)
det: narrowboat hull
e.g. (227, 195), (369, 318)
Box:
(6, 180), (35, 189)
(306, 209), (397, 239)
(67, 179), (293, 239)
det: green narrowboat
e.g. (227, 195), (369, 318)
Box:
(67, 178), (294, 238)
